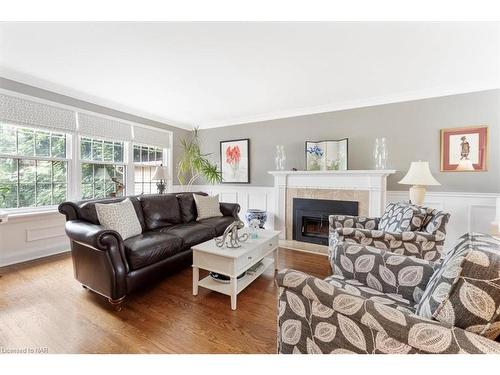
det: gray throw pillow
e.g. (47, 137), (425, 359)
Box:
(193, 194), (223, 221)
(95, 198), (142, 240)
(378, 202), (426, 233)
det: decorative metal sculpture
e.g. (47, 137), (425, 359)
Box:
(215, 220), (249, 248)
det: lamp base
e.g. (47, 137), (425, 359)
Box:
(156, 181), (166, 194)
(409, 185), (426, 206)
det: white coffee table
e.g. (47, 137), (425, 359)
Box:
(192, 229), (281, 310)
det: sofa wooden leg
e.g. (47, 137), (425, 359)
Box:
(108, 296), (125, 311)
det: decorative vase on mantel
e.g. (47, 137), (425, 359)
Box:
(373, 137), (388, 169)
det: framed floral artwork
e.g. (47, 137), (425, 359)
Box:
(220, 138), (250, 183)
(305, 139), (348, 171)
(440, 126), (488, 172)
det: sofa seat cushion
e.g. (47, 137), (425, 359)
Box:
(197, 216), (236, 236)
(416, 233), (500, 340)
(324, 274), (417, 314)
(124, 232), (184, 270)
(160, 222), (216, 250)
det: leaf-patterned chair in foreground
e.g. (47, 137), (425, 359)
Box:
(276, 233), (500, 354)
(330, 203), (450, 262)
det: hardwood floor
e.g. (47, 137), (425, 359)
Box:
(0, 248), (330, 354)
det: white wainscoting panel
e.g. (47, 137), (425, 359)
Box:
(0, 211), (69, 267)
(2, 187), (497, 267)
(387, 191), (498, 252)
(173, 185), (276, 230)
(176, 186), (498, 254)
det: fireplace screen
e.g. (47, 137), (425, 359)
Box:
(302, 216), (329, 238)
(293, 198), (359, 246)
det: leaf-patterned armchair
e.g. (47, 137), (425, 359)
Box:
(330, 203), (451, 262)
(276, 233), (500, 354)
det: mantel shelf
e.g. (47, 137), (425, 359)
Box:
(268, 169), (396, 177)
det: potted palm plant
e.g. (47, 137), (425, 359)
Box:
(177, 127), (222, 188)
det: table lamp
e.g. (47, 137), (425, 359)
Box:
(152, 164), (169, 194)
(398, 161), (440, 205)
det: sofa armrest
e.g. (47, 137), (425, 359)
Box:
(329, 215), (379, 230)
(65, 220), (123, 251)
(65, 220), (129, 276)
(334, 228), (444, 261)
(219, 202), (240, 219)
(276, 269), (500, 354)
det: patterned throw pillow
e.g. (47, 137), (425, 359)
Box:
(378, 202), (427, 233)
(193, 194), (223, 221)
(416, 233), (500, 340)
(95, 198), (142, 240)
(331, 241), (437, 303)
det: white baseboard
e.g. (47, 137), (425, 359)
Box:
(0, 242), (70, 268)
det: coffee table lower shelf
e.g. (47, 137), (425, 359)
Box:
(196, 257), (274, 307)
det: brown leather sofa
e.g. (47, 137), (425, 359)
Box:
(58, 192), (240, 308)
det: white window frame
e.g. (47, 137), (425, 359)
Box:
(0, 88), (173, 214)
(78, 134), (128, 200)
(131, 142), (167, 195)
(0, 123), (72, 213)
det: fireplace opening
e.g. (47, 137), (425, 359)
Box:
(293, 198), (359, 246)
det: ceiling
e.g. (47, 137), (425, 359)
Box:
(0, 22), (499, 130)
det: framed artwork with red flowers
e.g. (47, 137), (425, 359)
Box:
(220, 138), (250, 183)
(440, 126), (488, 172)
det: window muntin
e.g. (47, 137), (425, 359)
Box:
(0, 123), (69, 209)
(132, 144), (164, 195)
(79, 137), (126, 200)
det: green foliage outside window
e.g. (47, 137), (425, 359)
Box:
(0, 123), (68, 209)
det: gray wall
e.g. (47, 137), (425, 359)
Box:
(0, 78), (191, 184)
(199, 90), (500, 192)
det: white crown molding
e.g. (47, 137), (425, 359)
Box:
(2, 67), (498, 131)
(200, 82), (500, 129)
(0, 67), (194, 131)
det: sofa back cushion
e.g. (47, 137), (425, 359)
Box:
(378, 202), (427, 233)
(76, 196), (145, 231)
(416, 233), (500, 340)
(140, 194), (183, 230)
(176, 192), (208, 223)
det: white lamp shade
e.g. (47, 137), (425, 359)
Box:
(152, 165), (169, 180)
(398, 161), (440, 186)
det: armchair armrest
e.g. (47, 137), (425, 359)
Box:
(276, 269), (500, 354)
(329, 215), (379, 230)
(219, 202), (240, 219)
(333, 228), (444, 261)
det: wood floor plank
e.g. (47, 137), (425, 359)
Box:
(0, 248), (330, 353)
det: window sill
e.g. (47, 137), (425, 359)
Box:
(1, 206), (62, 220)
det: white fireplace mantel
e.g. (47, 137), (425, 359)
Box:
(268, 170), (396, 239)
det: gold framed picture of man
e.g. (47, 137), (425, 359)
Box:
(440, 126), (488, 172)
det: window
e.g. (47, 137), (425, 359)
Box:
(0, 123), (68, 209)
(80, 137), (125, 199)
(133, 144), (164, 195)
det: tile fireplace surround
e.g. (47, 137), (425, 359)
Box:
(268, 170), (396, 253)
